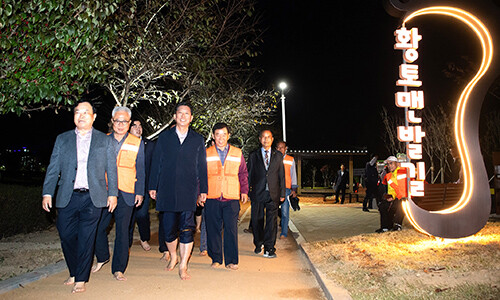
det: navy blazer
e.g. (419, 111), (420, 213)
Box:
(247, 148), (285, 203)
(42, 129), (119, 208)
(149, 127), (208, 212)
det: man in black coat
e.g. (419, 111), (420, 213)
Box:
(149, 102), (208, 280)
(247, 129), (285, 258)
(334, 164), (349, 204)
(363, 155), (379, 212)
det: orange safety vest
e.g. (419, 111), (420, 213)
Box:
(383, 167), (408, 199)
(206, 145), (242, 200)
(116, 134), (141, 194)
(283, 154), (294, 189)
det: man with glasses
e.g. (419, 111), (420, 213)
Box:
(92, 106), (145, 281)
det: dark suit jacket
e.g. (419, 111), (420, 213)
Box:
(334, 169), (349, 191)
(42, 128), (119, 208)
(247, 148), (285, 203)
(149, 127), (208, 212)
(144, 138), (156, 192)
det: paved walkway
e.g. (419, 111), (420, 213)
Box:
(0, 201), (381, 299)
(290, 203), (380, 242)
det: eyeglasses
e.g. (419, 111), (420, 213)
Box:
(113, 120), (130, 125)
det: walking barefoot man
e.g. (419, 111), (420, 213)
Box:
(149, 102), (208, 280)
(42, 100), (118, 293)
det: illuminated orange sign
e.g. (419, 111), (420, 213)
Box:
(394, 6), (493, 238)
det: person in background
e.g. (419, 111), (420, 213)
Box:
(128, 119), (155, 252)
(275, 141), (297, 239)
(377, 156), (407, 232)
(363, 154), (379, 212)
(334, 164), (349, 204)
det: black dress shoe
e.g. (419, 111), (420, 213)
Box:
(254, 246), (262, 254)
(362, 208), (369, 212)
(263, 249), (277, 258)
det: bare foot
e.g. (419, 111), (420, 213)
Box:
(160, 251), (170, 262)
(211, 262), (221, 268)
(165, 257), (178, 271)
(113, 271), (127, 281)
(91, 259), (109, 273)
(199, 250), (207, 256)
(179, 267), (191, 280)
(226, 264), (239, 270)
(71, 282), (86, 293)
(63, 276), (75, 285)
(140, 240), (151, 251)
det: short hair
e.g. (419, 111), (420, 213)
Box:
(131, 118), (141, 125)
(276, 140), (287, 147)
(175, 102), (192, 113)
(259, 129), (273, 137)
(112, 106), (132, 119)
(212, 122), (230, 134)
(73, 100), (96, 114)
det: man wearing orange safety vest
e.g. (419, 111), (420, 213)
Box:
(380, 155), (407, 232)
(275, 141), (298, 239)
(93, 106), (145, 281)
(199, 123), (248, 270)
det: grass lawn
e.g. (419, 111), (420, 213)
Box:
(303, 220), (500, 299)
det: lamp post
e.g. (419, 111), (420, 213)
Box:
(279, 81), (287, 142)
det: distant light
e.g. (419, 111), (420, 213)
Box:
(279, 82), (287, 90)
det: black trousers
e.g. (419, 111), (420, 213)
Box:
(251, 191), (278, 252)
(335, 188), (346, 204)
(378, 198), (404, 229)
(205, 199), (240, 265)
(363, 183), (378, 209)
(57, 191), (102, 282)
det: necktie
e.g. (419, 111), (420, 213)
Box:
(265, 150), (269, 169)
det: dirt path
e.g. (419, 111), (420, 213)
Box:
(1, 203), (325, 299)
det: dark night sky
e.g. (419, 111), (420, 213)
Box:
(1, 0), (497, 164)
(255, 0), (487, 156)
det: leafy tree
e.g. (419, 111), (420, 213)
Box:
(0, 0), (121, 114)
(107, 0), (276, 144)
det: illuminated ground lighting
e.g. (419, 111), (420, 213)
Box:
(401, 6), (493, 237)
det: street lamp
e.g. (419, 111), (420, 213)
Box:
(279, 81), (287, 142)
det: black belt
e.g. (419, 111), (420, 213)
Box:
(73, 188), (89, 193)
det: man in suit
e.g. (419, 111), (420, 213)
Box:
(92, 107), (145, 281)
(334, 164), (349, 204)
(247, 129), (285, 258)
(149, 102), (208, 280)
(128, 119), (155, 252)
(42, 100), (118, 293)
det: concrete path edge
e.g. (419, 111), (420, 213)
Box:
(0, 260), (67, 294)
(1, 208), (353, 300)
(288, 219), (352, 300)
